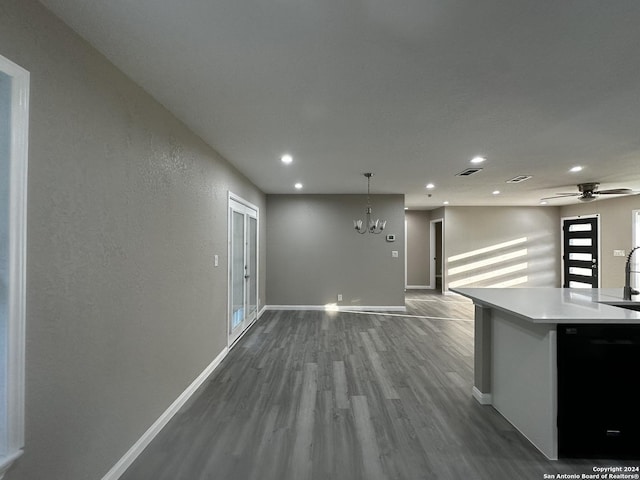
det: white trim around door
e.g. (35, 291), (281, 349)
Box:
(228, 193), (260, 347)
(560, 214), (601, 288)
(0, 53), (29, 478)
(430, 219), (443, 292)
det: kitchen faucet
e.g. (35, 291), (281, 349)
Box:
(623, 246), (640, 300)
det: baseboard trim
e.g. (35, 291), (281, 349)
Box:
(264, 305), (407, 312)
(472, 386), (492, 405)
(405, 285), (431, 290)
(101, 347), (229, 480)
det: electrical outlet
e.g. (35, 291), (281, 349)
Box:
(613, 250), (626, 257)
(337, 294), (343, 301)
(392, 250), (399, 258)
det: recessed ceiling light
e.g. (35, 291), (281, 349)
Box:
(294, 182), (303, 190)
(443, 201), (449, 205)
(471, 156), (486, 164)
(281, 154), (293, 164)
(425, 183), (435, 189)
(492, 190), (500, 195)
(569, 165), (583, 173)
(540, 201), (548, 205)
(404, 207), (409, 210)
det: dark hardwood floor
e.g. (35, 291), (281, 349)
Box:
(121, 291), (638, 479)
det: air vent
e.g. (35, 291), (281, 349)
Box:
(456, 168), (483, 177)
(506, 175), (533, 184)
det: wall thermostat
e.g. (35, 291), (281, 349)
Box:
(386, 234), (396, 242)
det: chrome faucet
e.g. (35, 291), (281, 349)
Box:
(623, 246), (640, 300)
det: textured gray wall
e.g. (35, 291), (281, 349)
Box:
(1, 1), (265, 479)
(444, 206), (561, 290)
(405, 210), (430, 287)
(560, 195), (640, 288)
(266, 194), (405, 307)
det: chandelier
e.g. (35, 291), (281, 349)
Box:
(353, 173), (387, 234)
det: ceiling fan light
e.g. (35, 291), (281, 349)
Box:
(578, 194), (596, 202)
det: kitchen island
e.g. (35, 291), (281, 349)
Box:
(451, 287), (640, 460)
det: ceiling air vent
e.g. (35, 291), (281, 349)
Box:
(506, 175), (533, 184)
(456, 167), (483, 177)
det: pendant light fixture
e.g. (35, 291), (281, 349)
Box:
(353, 173), (386, 234)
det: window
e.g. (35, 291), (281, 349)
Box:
(0, 54), (29, 478)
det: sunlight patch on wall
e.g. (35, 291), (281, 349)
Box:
(487, 276), (529, 288)
(449, 262), (528, 288)
(447, 237), (527, 263)
(447, 237), (532, 288)
(448, 249), (527, 276)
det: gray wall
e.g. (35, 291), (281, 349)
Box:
(266, 194), (405, 307)
(1, 1), (265, 479)
(443, 206), (561, 290)
(405, 210), (430, 287)
(560, 195), (640, 288)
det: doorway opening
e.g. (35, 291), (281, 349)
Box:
(430, 219), (443, 292)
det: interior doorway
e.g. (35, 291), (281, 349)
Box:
(228, 194), (259, 346)
(430, 219), (443, 292)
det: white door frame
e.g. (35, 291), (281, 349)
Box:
(0, 54), (29, 476)
(430, 218), (443, 291)
(227, 192), (259, 347)
(633, 209), (640, 289)
(560, 214), (601, 288)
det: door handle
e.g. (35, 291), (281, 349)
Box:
(244, 275), (250, 279)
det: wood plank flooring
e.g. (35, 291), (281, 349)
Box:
(121, 291), (638, 480)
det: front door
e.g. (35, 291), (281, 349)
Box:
(228, 196), (258, 346)
(562, 215), (599, 288)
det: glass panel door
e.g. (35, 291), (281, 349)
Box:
(247, 216), (258, 320)
(228, 197), (258, 346)
(231, 210), (245, 330)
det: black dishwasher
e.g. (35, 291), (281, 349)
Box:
(558, 324), (640, 458)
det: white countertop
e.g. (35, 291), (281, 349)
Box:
(451, 287), (640, 324)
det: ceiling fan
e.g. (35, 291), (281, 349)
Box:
(542, 182), (636, 202)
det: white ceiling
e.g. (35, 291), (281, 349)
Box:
(40, 0), (640, 208)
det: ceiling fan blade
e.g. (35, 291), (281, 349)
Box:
(595, 188), (634, 195)
(540, 193), (579, 201)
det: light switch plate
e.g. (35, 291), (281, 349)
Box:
(392, 250), (399, 258)
(214, 254), (219, 266)
(613, 250), (626, 257)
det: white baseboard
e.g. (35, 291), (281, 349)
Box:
(101, 347), (229, 480)
(264, 305), (407, 312)
(472, 386), (492, 405)
(405, 285), (431, 290)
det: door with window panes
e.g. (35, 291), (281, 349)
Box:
(562, 215), (599, 288)
(228, 196), (258, 346)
